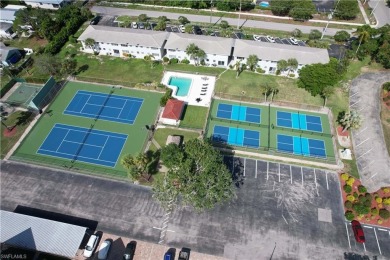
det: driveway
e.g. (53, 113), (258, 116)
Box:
(349, 72), (390, 192)
(1, 159), (385, 259)
(91, 6), (353, 36)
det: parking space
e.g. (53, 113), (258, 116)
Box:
(344, 222), (390, 257)
(254, 35), (306, 46)
(97, 15), (118, 27)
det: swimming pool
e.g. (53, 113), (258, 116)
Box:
(168, 77), (192, 97)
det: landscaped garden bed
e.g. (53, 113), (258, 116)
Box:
(340, 173), (390, 227)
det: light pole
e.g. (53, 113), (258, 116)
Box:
(210, 0), (213, 23)
(321, 0), (340, 39)
(370, 0), (380, 16)
(237, 0), (242, 30)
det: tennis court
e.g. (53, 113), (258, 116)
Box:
(217, 103), (261, 123)
(64, 90), (143, 124)
(212, 125), (260, 148)
(276, 111), (323, 132)
(277, 134), (326, 158)
(6, 82), (41, 107)
(37, 124), (127, 167)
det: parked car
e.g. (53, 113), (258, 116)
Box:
(266, 35), (275, 43)
(145, 23), (151, 30)
(178, 248), (191, 260)
(98, 239), (112, 260)
(138, 22), (145, 29)
(351, 220), (365, 243)
(179, 25), (185, 33)
(193, 25), (202, 35)
(83, 234), (100, 258)
(90, 16), (101, 25)
(132, 22), (138, 29)
(253, 35), (261, 41)
(123, 241), (136, 260)
(289, 37), (298, 45)
(164, 251), (174, 260)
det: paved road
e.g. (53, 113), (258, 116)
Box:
(91, 6), (354, 36)
(349, 72), (390, 193)
(2, 159), (386, 259)
(368, 0), (390, 28)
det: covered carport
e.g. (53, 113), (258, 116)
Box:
(0, 210), (87, 258)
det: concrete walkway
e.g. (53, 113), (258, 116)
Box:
(349, 72), (390, 192)
(357, 0), (371, 25)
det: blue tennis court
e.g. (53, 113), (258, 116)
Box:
(212, 125), (260, 148)
(217, 103), (261, 123)
(277, 134), (326, 158)
(37, 124), (127, 167)
(276, 111), (323, 132)
(64, 90), (143, 124)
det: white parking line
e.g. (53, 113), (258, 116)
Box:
(244, 158), (246, 177)
(363, 225), (373, 229)
(325, 172), (329, 190)
(301, 167), (304, 186)
(278, 163), (281, 182)
(290, 165), (292, 184)
(374, 228), (382, 255)
(267, 161), (269, 180)
(255, 160), (258, 178)
(363, 242), (366, 252)
(345, 222), (351, 248)
(282, 214), (288, 224)
(378, 228), (388, 232)
(314, 169), (319, 196)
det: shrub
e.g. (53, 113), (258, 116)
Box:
(371, 208), (379, 216)
(378, 203), (383, 208)
(358, 195), (367, 203)
(68, 35), (76, 43)
(345, 211), (355, 221)
(162, 57), (169, 63)
(358, 185), (367, 193)
(382, 187), (390, 193)
(383, 82), (390, 91)
(353, 202), (370, 215)
(276, 69), (281, 75)
(376, 197), (383, 203)
(353, 192), (359, 198)
(334, 30), (350, 42)
(291, 28), (302, 38)
(347, 195), (355, 202)
(344, 201), (353, 209)
(379, 209), (390, 219)
(346, 177), (355, 186)
(256, 68), (265, 73)
(181, 58), (190, 64)
(378, 219), (383, 224)
(229, 65), (233, 69)
(170, 58), (179, 64)
(157, 83), (166, 89)
(383, 198), (390, 206)
(343, 185), (352, 193)
(363, 199), (372, 207)
(289, 73), (295, 77)
(160, 89), (173, 106)
(341, 173), (349, 181)
(365, 193), (372, 201)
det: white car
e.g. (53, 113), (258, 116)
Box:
(132, 22), (138, 29)
(253, 35), (261, 41)
(289, 37), (298, 45)
(266, 35), (275, 43)
(83, 235), (99, 258)
(97, 240), (112, 260)
(179, 25), (185, 33)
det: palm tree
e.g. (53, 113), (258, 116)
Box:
(354, 25), (371, 54)
(246, 54), (259, 71)
(195, 49), (206, 65)
(84, 38), (96, 50)
(144, 54), (155, 68)
(321, 86), (334, 107)
(287, 58), (298, 75)
(269, 85), (279, 102)
(277, 59), (288, 75)
(339, 110), (362, 133)
(121, 153), (150, 182)
(234, 60), (241, 78)
(260, 85), (271, 102)
(185, 43), (205, 65)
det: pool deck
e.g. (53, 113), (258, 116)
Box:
(162, 71), (215, 107)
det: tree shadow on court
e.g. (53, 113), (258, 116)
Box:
(343, 252), (373, 260)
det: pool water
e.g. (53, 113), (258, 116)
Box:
(168, 77), (192, 96)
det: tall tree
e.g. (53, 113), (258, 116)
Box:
(321, 86), (334, 107)
(260, 84), (271, 102)
(153, 139), (235, 211)
(287, 58), (299, 75)
(234, 60), (242, 78)
(339, 110), (362, 132)
(270, 0), (293, 16)
(35, 54), (62, 76)
(185, 43), (206, 65)
(246, 55), (259, 71)
(269, 85), (279, 102)
(334, 0), (359, 20)
(84, 38), (96, 50)
(277, 59), (288, 74)
(121, 153), (150, 182)
(138, 13), (149, 22)
(144, 54), (155, 68)
(334, 31), (350, 42)
(354, 25), (371, 53)
(61, 59), (77, 76)
(289, 0), (316, 20)
(178, 16), (190, 25)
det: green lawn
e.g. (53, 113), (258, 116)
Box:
(13, 81), (162, 177)
(1, 111), (34, 158)
(166, 63), (225, 76)
(216, 70), (324, 106)
(154, 128), (200, 147)
(180, 105), (208, 129)
(3, 37), (48, 50)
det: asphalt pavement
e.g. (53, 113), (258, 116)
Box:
(2, 159), (387, 259)
(91, 6), (353, 36)
(368, 0), (390, 28)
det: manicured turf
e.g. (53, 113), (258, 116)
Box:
(13, 81), (162, 176)
(207, 99), (335, 163)
(179, 105), (208, 129)
(154, 128), (200, 148)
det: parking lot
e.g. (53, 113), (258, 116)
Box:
(254, 35), (306, 46)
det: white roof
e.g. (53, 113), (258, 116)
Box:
(234, 39), (330, 65)
(0, 210), (87, 258)
(165, 33), (233, 56)
(24, 0), (64, 4)
(0, 22), (13, 30)
(78, 25), (169, 48)
(3, 5), (27, 10)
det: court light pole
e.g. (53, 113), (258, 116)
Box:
(321, 0), (340, 39)
(209, 0), (213, 23)
(237, 0), (242, 30)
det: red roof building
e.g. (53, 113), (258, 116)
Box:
(161, 99), (185, 125)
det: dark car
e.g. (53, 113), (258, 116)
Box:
(164, 249), (175, 260)
(193, 25), (202, 35)
(123, 241), (136, 260)
(90, 16), (101, 25)
(351, 220), (365, 243)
